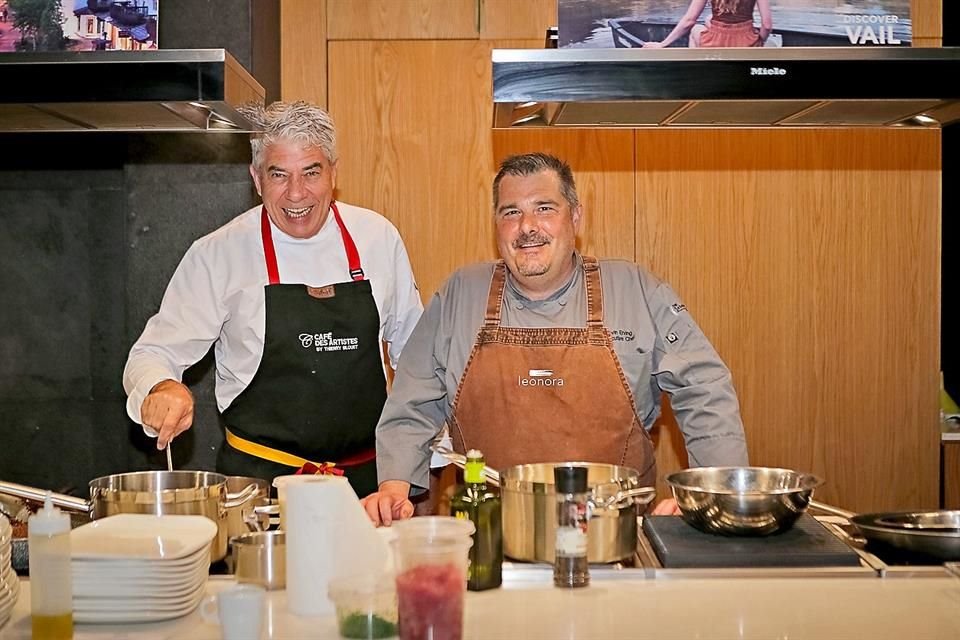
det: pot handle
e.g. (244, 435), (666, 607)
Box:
(590, 485), (657, 510)
(242, 504), (278, 532)
(808, 499), (856, 520)
(0, 481), (93, 515)
(224, 482), (261, 509)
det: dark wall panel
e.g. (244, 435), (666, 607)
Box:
(0, 0), (277, 498)
(0, 132), (255, 494)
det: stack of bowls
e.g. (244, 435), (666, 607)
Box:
(0, 515), (21, 629)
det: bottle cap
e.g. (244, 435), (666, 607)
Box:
(28, 491), (71, 536)
(464, 449), (486, 484)
(554, 466), (588, 494)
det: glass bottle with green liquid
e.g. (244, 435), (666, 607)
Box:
(451, 449), (502, 591)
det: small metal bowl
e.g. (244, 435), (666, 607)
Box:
(666, 466), (824, 536)
(231, 531), (285, 590)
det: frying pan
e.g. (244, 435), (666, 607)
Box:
(810, 500), (960, 561)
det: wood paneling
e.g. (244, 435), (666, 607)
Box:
(480, 0), (556, 40)
(327, 0), (479, 40)
(944, 444), (960, 509)
(911, 0), (941, 41)
(635, 129), (941, 513)
(280, 0), (327, 104)
(328, 39), (539, 299)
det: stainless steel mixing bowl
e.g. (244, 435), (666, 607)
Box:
(666, 466), (824, 536)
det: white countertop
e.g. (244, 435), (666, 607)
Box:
(2, 571), (960, 640)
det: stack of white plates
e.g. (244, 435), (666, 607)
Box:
(70, 514), (217, 624)
(0, 515), (20, 629)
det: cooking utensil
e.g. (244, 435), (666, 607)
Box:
(810, 500), (960, 560)
(166, 444), (174, 472)
(224, 476), (272, 540)
(433, 447), (656, 563)
(666, 466), (824, 536)
(500, 462), (656, 563)
(0, 471), (262, 562)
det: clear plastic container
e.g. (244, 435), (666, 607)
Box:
(389, 516), (475, 543)
(390, 520), (473, 640)
(328, 573), (399, 639)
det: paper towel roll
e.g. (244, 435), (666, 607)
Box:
(285, 476), (389, 617)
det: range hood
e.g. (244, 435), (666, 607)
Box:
(493, 47), (960, 128)
(0, 49), (264, 133)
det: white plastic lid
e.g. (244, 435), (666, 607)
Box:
(28, 491), (71, 536)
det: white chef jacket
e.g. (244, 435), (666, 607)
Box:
(123, 202), (423, 425)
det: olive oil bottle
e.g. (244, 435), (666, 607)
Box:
(451, 449), (502, 591)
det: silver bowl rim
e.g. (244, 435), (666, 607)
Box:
(665, 466), (825, 496)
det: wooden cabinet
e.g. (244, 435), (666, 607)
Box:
(327, 0), (479, 40)
(634, 129), (941, 511)
(280, 0), (327, 105)
(480, 0), (556, 40)
(328, 39), (539, 298)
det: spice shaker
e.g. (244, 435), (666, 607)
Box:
(553, 465), (590, 588)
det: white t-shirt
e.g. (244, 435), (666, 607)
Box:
(123, 202), (423, 424)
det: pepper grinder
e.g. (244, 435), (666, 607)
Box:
(553, 465), (590, 588)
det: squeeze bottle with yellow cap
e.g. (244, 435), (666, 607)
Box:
(29, 491), (74, 639)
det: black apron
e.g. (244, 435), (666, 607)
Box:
(218, 203), (387, 497)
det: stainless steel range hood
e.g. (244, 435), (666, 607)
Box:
(493, 47), (960, 128)
(0, 49), (264, 133)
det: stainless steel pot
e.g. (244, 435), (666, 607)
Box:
(500, 462), (656, 563)
(0, 471), (261, 562)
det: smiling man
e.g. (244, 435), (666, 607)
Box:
(122, 101), (422, 496)
(362, 153), (748, 525)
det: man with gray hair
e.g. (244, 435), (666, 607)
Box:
(123, 101), (422, 496)
(362, 152), (747, 524)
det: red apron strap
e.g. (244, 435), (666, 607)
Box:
(259, 202), (365, 283)
(331, 202), (365, 281)
(260, 207), (281, 285)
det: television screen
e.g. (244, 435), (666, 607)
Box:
(0, 0), (159, 52)
(558, 0), (911, 49)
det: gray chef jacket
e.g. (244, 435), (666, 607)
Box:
(376, 254), (748, 490)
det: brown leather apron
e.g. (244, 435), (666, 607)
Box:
(449, 256), (656, 486)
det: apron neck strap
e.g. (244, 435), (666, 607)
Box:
(259, 202), (365, 285)
(483, 255), (604, 328)
(581, 256), (604, 327)
(484, 261), (508, 326)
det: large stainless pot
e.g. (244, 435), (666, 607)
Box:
(501, 462), (656, 563)
(0, 471), (260, 562)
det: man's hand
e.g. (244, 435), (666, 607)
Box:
(360, 480), (414, 527)
(140, 380), (194, 450)
(650, 497), (681, 515)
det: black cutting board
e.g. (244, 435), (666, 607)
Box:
(642, 514), (862, 568)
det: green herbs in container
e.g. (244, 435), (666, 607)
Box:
(329, 572), (399, 640)
(338, 611), (398, 639)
